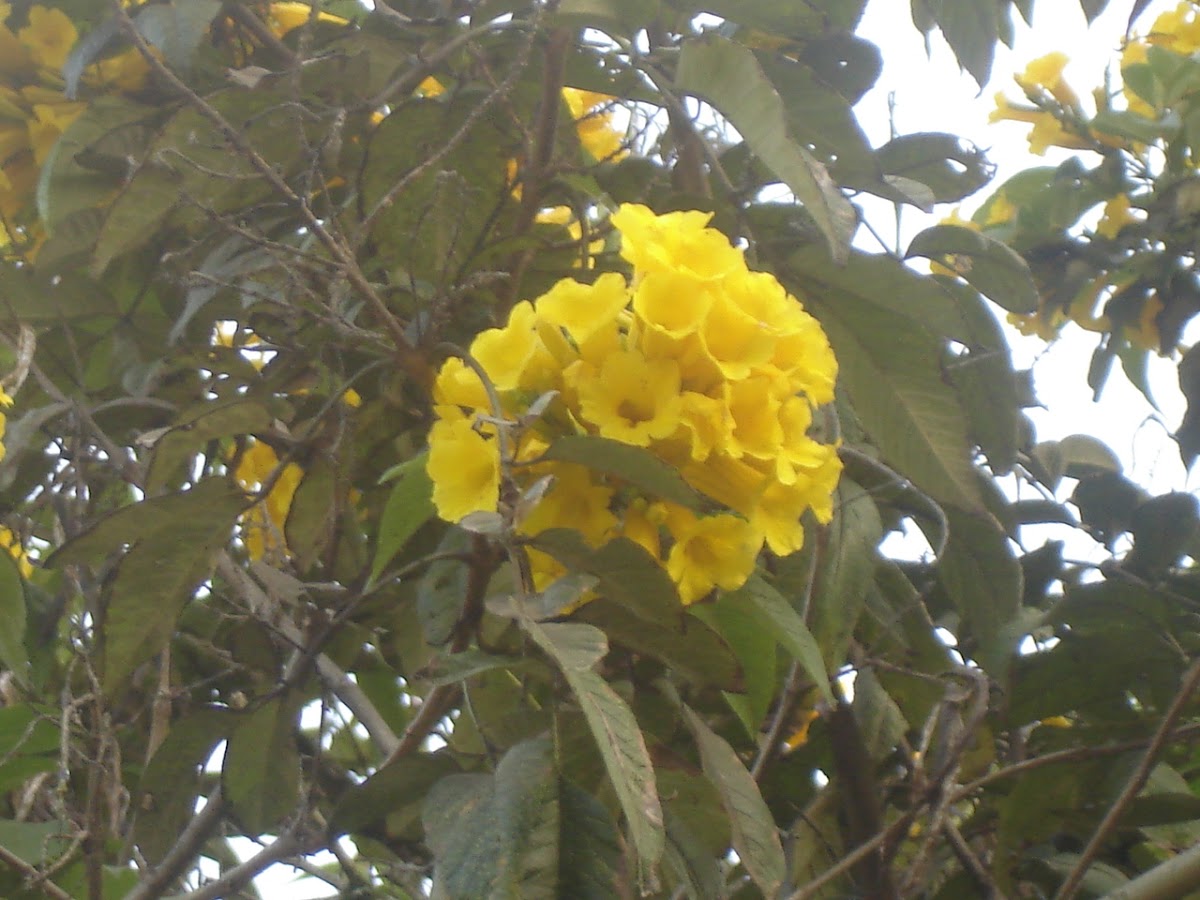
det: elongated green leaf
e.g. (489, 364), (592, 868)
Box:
(676, 35), (855, 261)
(370, 452), (435, 583)
(532, 530), (682, 625)
(809, 481), (883, 671)
(572, 600), (744, 692)
(134, 707), (232, 864)
(423, 738), (558, 899)
(538, 436), (704, 510)
(915, 0), (1000, 86)
(689, 593), (775, 735)
(0, 553), (28, 688)
(526, 620), (663, 891)
(727, 574), (833, 704)
(0, 265), (117, 323)
(796, 265), (982, 510)
(96, 481), (246, 694)
(908, 225), (1038, 313)
(682, 705), (784, 896)
(939, 507), (1021, 648)
(559, 781), (625, 899)
(332, 753), (461, 836)
(145, 399), (274, 493)
(223, 696), (302, 836)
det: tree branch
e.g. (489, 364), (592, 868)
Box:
(126, 787), (227, 900)
(1055, 656), (1200, 900)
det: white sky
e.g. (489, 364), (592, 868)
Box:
(248, 3), (1189, 897)
(859, 0), (1192, 500)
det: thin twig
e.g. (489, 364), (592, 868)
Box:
(179, 832), (314, 900)
(945, 819), (1007, 899)
(782, 810), (918, 900)
(108, 0), (431, 388)
(0, 843), (75, 900)
(126, 788), (226, 900)
(1054, 656), (1200, 900)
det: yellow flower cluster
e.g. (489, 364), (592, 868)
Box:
(427, 204), (841, 605)
(0, 4), (149, 246)
(1120, 3), (1200, 117)
(0, 525), (31, 578)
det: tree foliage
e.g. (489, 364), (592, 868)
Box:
(0, 0), (1197, 898)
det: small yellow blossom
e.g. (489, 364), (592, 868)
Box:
(18, 6), (77, 71)
(571, 350), (684, 447)
(236, 440), (303, 560)
(563, 88), (625, 161)
(537, 273), (629, 345)
(667, 511), (761, 604)
(266, 2), (348, 37)
(1015, 52), (1079, 109)
(426, 414), (501, 523)
(611, 204), (746, 282)
(470, 301), (559, 393)
(1095, 194), (1138, 239)
(0, 526), (31, 579)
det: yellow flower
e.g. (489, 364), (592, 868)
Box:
(536, 272), (630, 345)
(1147, 3), (1200, 54)
(989, 92), (1049, 126)
(18, 6), (77, 72)
(784, 707), (820, 751)
(765, 307), (837, 405)
(674, 390), (732, 463)
(266, 2), (348, 37)
(1015, 52), (1079, 109)
(666, 511), (761, 604)
(0, 6), (30, 76)
(1008, 309), (1065, 340)
(433, 356), (490, 411)
(0, 526), (31, 578)
(235, 440), (303, 560)
(517, 462), (617, 548)
(631, 269), (716, 341)
(700, 290), (776, 381)
(571, 349), (683, 446)
(725, 376), (783, 460)
(83, 47), (151, 93)
(470, 301), (559, 393)
(1026, 113), (1093, 155)
(417, 76), (445, 97)
(611, 203), (746, 282)
(563, 87), (625, 161)
(426, 413), (501, 523)
(750, 445), (842, 556)
(619, 498), (662, 561)
(1096, 194), (1138, 239)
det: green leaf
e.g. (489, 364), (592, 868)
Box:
(526, 620), (664, 891)
(662, 806), (723, 900)
(675, 35), (856, 262)
(0, 264), (117, 324)
(796, 261), (982, 510)
(682, 705), (785, 896)
(0, 553), (29, 688)
(538, 436), (704, 510)
(908, 225), (1038, 314)
(916, 0), (1000, 86)
(809, 480), (883, 671)
(874, 132), (993, 203)
(726, 574), (833, 704)
(939, 507), (1021, 649)
(145, 399), (274, 494)
(571, 600), (744, 692)
(370, 452), (435, 583)
(531, 530), (682, 626)
(360, 97), (517, 288)
(98, 481), (245, 695)
(332, 753), (461, 836)
(554, 0), (662, 29)
(417, 649), (532, 687)
(690, 593), (776, 735)
(418, 529), (472, 646)
(423, 738), (558, 899)
(283, 456), (337, 568)
(693, 0), (866, 32)
(938, 281), (1020, 473)
(223, 696), (302, 836)
(134, 707), (232, 864)
(559, 781), (625, 899)
(133, 0), (222, 72)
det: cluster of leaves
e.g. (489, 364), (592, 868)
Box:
(0, 0), (1198, 898)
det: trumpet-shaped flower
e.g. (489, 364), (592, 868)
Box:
(517, 462), (618, 547)
(18, 6), (76, 71)
(427, 414), (501, 523)
(611, 204), (745, 282)
(572, 350), (683, 446)
(537, 272), (630, 345)
(666, 511), (761, 604)
(1015, 52), (1079, 109)
(471, 301), (559, 393)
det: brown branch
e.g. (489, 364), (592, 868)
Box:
(126, 788), (227, 900)
(782, 810), (918, 900)
(0, 843), (75, 900)
(1053, 656), (1200, 900)
(108, 0), (432, 390)
(179, 831), (319, 900)
(953, 722), (1200, 800)
(944, 820), (1007, 900)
